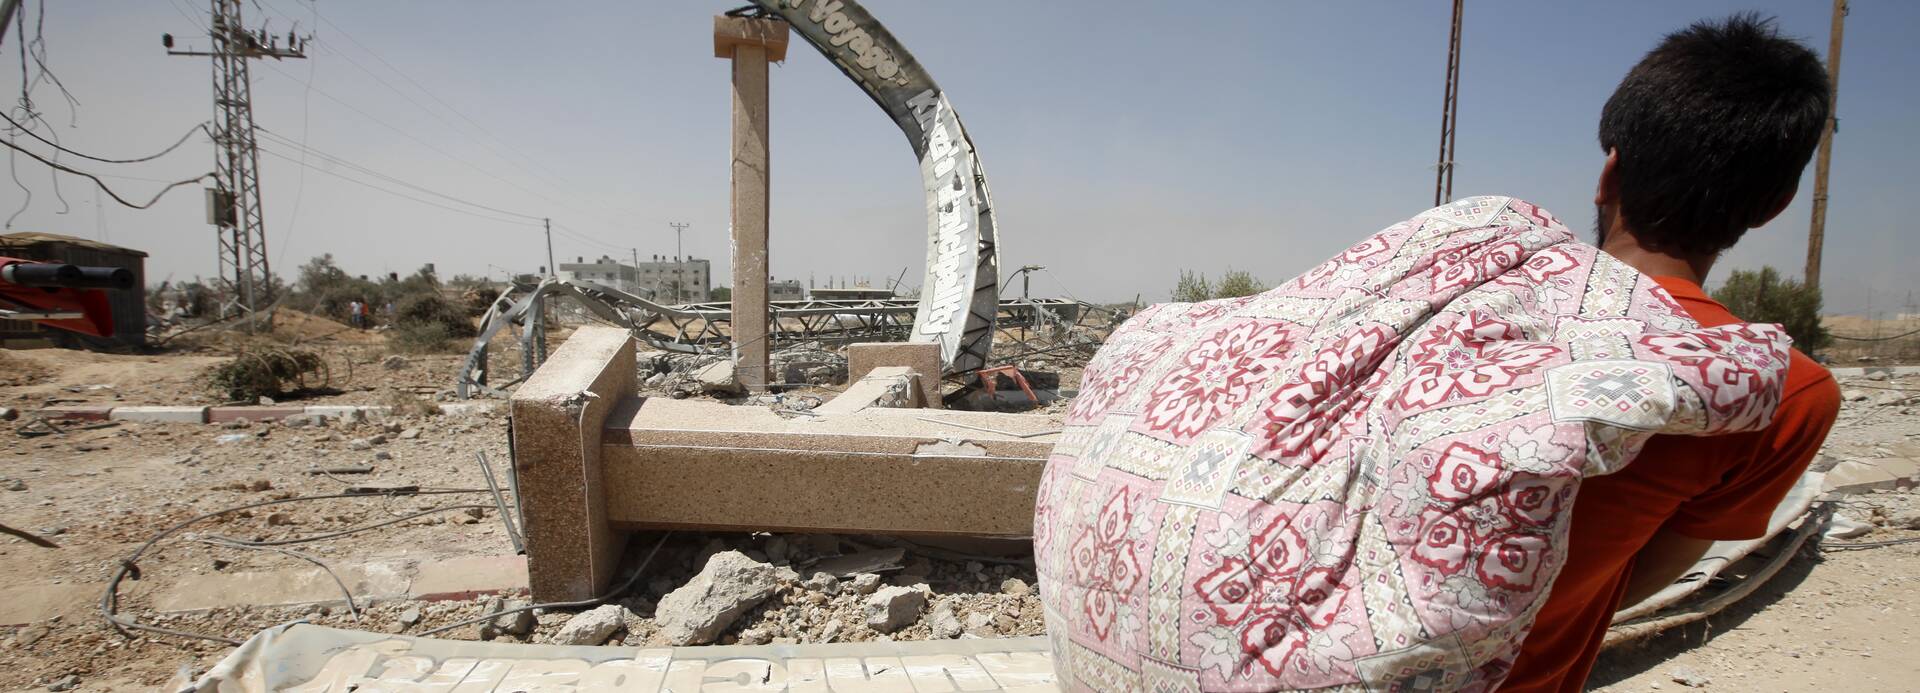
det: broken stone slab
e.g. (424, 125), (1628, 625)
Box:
(1824, 458), (1920, 495)
(551, 604), (626, 645)
(863, 585), (927, 633)
(809, 548), (906, 578)
(492, 599), (536, 636)
(654, 550), (779, 646)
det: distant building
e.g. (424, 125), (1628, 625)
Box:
(770, 279), (805, 302)
(810, 286), (895, 301)
(0, 232), (147, 349)
(557, 254), (711, 304)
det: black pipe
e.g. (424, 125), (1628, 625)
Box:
(1, 262), (133, 290)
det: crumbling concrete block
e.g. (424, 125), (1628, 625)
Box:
(551, 604), (626, 645)
(847, 342), (944, 408)
(863, 585), (927, 633)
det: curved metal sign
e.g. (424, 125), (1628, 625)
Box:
(752, 0), (1000, 375)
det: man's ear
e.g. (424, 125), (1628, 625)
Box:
(1595, 148), (1621, 207)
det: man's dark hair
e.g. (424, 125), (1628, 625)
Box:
(1598, 13), (1830, 256)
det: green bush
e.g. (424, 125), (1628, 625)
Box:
(1172, 271), (1211, 303)
(388, 322), (454, 354)
(395, 293), (477, 339)
(1172, 269), (1267, 302)
(1710, 266), (1830, 355)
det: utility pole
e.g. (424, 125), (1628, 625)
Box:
(543, 218), (555, 277)
(1806, 0), (1847, 291)
(1433, 0), (1464, 207)
(669, 222), (690, 261)
(165, 0), (306, 323)
(631, 247), (641, 294)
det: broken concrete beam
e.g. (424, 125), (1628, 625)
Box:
(813, 366), (926, 417)
(1824, 458), (1920, 495)
(847, 342), (945, 408)
(599, 398), (1053, 538)
(108, 406), (208, 424)
(510, 325), (635, 602)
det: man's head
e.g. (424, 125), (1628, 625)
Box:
(1595, 13), (1830, 257)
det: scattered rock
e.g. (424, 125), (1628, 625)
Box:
(765, 535), (789, 563)
(0, 406), (16, 421)
(46, 674), (79, 691)
(492, 599), (536, 636)
(847, 573), (883, 595)
(863, 585), (927, 633)
(928, 603), (963, 639)
(398, 606), (423, 627)
(552, 604), (627, 645)
(348, 438), (374, 451)
(266, 512), (293, 526)
(460, 507), (485, 524)
(1842, 389), (1870, 402)
(14, 623), (49, 647)
(399, 428), (422, 440)
(4, 478), (24, 491)
(644, 372), (667, 388)
(964, 612), (995, 635)
(802, 572), (840, 596)
(215, 433), (252, 445)
(258, 395), (276, 405)
(1669, 666), (1711, 687)
(1001, 577), (1031, 596)
(383, 355), (409, 370)
(1890, 509), (1920, 530)
(819, 619), (844, 643)
(655, 551), (780, 645)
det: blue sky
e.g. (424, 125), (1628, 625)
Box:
(1, 1), (1914, 315)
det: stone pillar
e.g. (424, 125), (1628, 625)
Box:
(714, 15), (788, 391)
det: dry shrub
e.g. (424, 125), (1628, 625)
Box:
(378, 388), (442, 418)
(203, 349), (325, 401)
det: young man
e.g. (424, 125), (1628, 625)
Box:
(1503, 15), (1841, 690)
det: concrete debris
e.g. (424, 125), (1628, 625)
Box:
(801, 572), (840, 596)
(551, 604), (627, 646)
(846, 573), (883, 595)
(383, 355), (409, 370)
(862, 585), (926, 633)
(399, 428), (422, 440)
(819, 618), (844, 643)
(1826, 513), (1874, 539)
(927, 602), (963, 639)
(1001, 577), (1032, 596)
(1890, 509), (1920, 531)
(398, 606), (423, 627)
(963, 611), (995, 635)
(694, 360), (743, 395)
(4, 478), (24, 491)
(491, 599), (536, 636)
(46, 674), (79, 691)
(266, 512), (293, 526)
(215, 433), (252, 445)
(348, 438), (374, 451)
(655, 550), (780, 645)
(13, 624), (48, 647)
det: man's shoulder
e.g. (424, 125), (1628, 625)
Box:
(1777, 348), (1841, 430)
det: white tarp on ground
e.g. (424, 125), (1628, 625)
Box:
(175, 623), (1057, 692)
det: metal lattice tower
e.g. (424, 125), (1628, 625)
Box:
(166, 0), (306, 319)
(1434, 0), (1463, 207)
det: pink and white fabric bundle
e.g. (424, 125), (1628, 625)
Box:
(1034, 197), (1790, 691)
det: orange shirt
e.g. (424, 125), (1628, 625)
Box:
(1502, 276), (1841, 692)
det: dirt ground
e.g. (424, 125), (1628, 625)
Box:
(1, 324), (1916, 691)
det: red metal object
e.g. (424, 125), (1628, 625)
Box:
(0, 256), (116, 338)
(975, 364), (1038, 404)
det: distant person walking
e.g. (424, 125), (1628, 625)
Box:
(347, 300), (365, 329)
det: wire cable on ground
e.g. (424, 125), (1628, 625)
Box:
(418, 532), (672, 637)
(202, 503), (494, 548)
(190, 537), (362, 621)
(0, 112), (208, 164)
(1821, 536), (1920, 551)
(101, 488), (487, 645)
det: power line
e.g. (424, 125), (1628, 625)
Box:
(0, 111), (208, 164)
(257, 130), (541, 221)
(255, 146), (538, 228)
(0, 134), (211, 209)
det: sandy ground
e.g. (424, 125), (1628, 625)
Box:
(0, 327), (1915, 691)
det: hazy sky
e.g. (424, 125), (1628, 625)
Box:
(1, 1), (1914, 315)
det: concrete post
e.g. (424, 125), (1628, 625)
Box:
(715, 16), (788, 391)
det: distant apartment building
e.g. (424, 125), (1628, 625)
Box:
(557, 255), (711, 304)
(770, 279), (805, 302)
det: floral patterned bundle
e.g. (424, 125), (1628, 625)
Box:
(1034, 197), (1789, 691)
